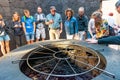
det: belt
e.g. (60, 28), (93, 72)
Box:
(50, 28), (59, 30)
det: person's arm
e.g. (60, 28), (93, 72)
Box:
(21, 17), (26, 34)
(33, 22), (36, 33)
(59, 15), (63, 33)
(42, 14), (46, 21)
(84, 16), (88, 32)
(2, 20), (5, 27)
(45, 15), (51, 25)
(98, 36), (120, 45)
(86, 36), (120, 45)
(88, 19), (95, 38)
(22, 22), (26, 34)
(60, 22), (63, 33)
(75, 18), (78, 34)
(33, 17), (36, 33)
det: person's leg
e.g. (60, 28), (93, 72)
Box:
(30, 40), (34, 44)
(27, 41), (31, 44)
(15, 36), (20, 48)
(66, 34), (74, 39)
(19, 35), (23, 46)
(5, 41), (10, 53)
(78, 31), (82, 40)
(25, 34), (31, 44)
(41, 28), (46, 41)
(36, 29), (40, 42)
(30, 33), (35, 44)
(81, 31), (86, 40)
(54, 29), (60, 40)
(49, 29), (55, 40)
(4, 35), (10, 54)
(0, 41), (6, 56)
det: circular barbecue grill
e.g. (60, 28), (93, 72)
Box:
(20, 44), (106, 80)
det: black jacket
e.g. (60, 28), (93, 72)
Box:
(76, 15), (88, 31)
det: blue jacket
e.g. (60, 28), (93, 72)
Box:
(64, 16), (78, 35)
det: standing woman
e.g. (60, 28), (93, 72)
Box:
(64, 8), (78, 39)
(88, 12), (98, 39)
(21, 9), (36, 44)
(0, 14), (10, 56)
(12, 12), (23, 47)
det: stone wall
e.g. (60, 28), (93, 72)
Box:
(0, 0), (101, 25)
(0, 0), (101, 56)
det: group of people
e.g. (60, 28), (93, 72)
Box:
(1, 0), (120, 56)
(0, 6), (89, 56)
(86, 0), (120, 44)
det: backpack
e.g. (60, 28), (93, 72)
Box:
(23, 16), (34, 22)
(109, 25), (115, 36)
(0, 26), (6, 36)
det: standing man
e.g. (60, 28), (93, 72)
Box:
(34, 6), (46, 41)
(46, 6), (63, 40)
(21, 9), (36, 44)
(77, 7), (88, 40)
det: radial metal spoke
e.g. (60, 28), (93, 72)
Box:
(12, 56), (53, 64)
(65, 59), (77, 74)
(38, 44), (57, 53)
(33, 52), (53, 55)
(46, 59), (61, 80)
(33, 58), (55, 68)
(27, 56), (53, 60)
(71, 58), (115, 78)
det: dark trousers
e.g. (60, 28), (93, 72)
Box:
(15, 35), (23, 47)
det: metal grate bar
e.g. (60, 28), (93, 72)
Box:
(33, 58), (55, 68)
(12, 56), (53, 64)
(33, 52), (52, 54)
(46, 59), (61, 80)
(71, 58), (115, 79)
(65, 59), (77, 74)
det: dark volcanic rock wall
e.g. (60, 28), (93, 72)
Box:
(0, 0), (100, 24)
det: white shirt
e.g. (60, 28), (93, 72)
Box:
(106, 16), (115, 27)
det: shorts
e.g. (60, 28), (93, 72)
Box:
(0, 35), (10, 41)
(36, 28), (46, 39)
(25, 32), (34, 41)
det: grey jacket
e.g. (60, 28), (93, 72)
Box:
(34, 13), (46, 29)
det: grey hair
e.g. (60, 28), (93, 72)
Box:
(115, 0), (120, 8)
(92, 11), (102, 18)
(78, 7), (84, 12)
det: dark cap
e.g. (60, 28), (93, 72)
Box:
(50, 6), (56, 10)
(115, 0), (120, 8)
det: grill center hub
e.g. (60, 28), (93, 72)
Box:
(54, 51), (70, 59)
